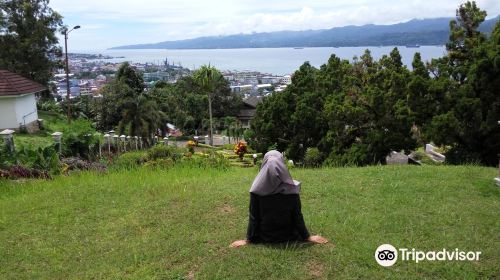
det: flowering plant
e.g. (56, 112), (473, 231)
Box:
(186, 140), (196, 147)
(234, 141), (248, 160)
(186, 140), (196, 153)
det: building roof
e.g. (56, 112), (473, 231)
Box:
(242, 96), (262, 108)
(0, 70), (46, 97)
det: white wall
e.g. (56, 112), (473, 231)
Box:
(0, 93), (38, 130)
(0, 97), (19, 130)
(15, 94), (38, 126)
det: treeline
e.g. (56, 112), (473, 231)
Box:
(62, 63), (242, 142)
(249, 2), (500, 166)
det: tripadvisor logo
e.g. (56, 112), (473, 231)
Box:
(375, 244), (482, 267)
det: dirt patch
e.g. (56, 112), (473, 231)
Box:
(217, 204), (235, 214)
(187, 270), (195, 280)
(307, 260), (325, 279)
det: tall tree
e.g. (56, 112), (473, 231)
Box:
(116, 62), (144, 94)
(193, 65), (224, 146)
(406, 2), (499, 166)
(447, 0), (487, 83)
(0, 0), (63, 84)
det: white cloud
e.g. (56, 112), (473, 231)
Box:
(49, 0), (500, 50)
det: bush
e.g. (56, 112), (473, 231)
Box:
(324, 145), (369, 167)
(144, 158), (175, 169)
(5, 165), (51, 179)
(62, 119), (99, 160)
(181, 153), (230, 170)
(147, 145), (184, 162)
(112, 151), (148, 169)
(37, 100), (63, 114)
(304, 147), (323, 167)
(60, 157), (107, 174)
(243, 129), (255, 144)
(15, 145), (60, 174)
(234, 141), (248, 160)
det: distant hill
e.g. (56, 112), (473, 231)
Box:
(110, 17), (499, 50)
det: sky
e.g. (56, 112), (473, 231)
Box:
(50, 0), (500, 51)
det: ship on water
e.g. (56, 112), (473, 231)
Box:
(405, 44), (420, 48)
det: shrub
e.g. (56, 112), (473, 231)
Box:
(186, 140), (196, 153)
(147, 145), (184, 161)
(6, 165), (50, 179)
(144, 158), (175, 169)
(112, 151), (148, 169)
(37, 100), (63, 114)
(62, 119), (99, 160)
(304, 147), (323, 167)
(234, 141), (248, 160)
(181, 153), (230, 170)
(60, 157), (107, 174)
(243, 129), (255, 144)
(15, 145), (60, 174)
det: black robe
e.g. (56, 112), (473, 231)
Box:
(246, 193), (310, 243)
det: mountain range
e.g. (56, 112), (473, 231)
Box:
(110, 17), (499, 50)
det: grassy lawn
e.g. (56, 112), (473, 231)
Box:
(13, 112), (69, 149)
(0, 165), (498, 279)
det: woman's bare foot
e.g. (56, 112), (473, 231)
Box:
(308, 235), (329, 244)
(230, 239), (248, 248)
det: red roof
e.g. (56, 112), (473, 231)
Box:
(0, 70), (46, 97)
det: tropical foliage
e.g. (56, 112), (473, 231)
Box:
(0, 0), (63, 85)
(250, 1), (500, 166)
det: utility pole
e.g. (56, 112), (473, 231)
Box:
(63, 25), (80, 123)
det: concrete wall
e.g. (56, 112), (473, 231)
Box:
(0, 96), (18, 130)
(0, 93), (38, 130)
(15, 94), (38, 126)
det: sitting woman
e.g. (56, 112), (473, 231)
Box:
(230, 150), (328, 247)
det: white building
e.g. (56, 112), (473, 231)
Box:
(280, 75), (292, 85)
(0, 70), (45, 132)
(230, 84), (253, 93)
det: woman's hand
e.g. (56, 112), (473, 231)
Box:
(308, 235), (329, 244)
(229, 239), (248, 248)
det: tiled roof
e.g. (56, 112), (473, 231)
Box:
(242, 96), (262, 108)
(0, 70), (46, 97)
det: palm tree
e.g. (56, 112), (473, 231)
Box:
(193, 65), (223, 146)
(118, 93), (165, 144)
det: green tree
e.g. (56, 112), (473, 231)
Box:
(94, 81), (134, 131)
(430, 16), (500, 165)
(94, 66), (164, 141)
(0, 0), (63, 84)
(116, 62), (144, 94)
(406, 52), (434, 144)
(447, 1), (487, 84)
(252, 49), (417, 165)
(118, 94), (166, 141)
(193, 65), (222, 146)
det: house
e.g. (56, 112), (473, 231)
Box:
(0, 70), (46, 132)
(237, 96), (263, 129)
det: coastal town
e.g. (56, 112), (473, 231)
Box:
(52, 53), (292, 101)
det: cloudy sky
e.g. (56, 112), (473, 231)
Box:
(50, 0), (500, 51)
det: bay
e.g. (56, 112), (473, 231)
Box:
(77, 46), (446, 75)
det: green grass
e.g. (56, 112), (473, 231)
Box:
(0, 165), (499, 279)
(13, 112), (69, 149)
